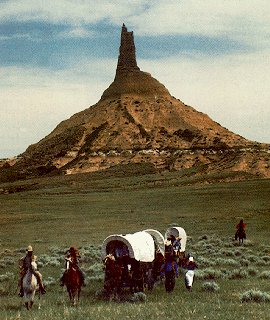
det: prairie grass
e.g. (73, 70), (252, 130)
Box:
(0, 174), (270, 319)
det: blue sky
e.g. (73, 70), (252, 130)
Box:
(0, 0), (269, 158)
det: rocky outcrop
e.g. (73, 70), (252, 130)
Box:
(101, 24), (170, 100)
(0, 25), (269, 182)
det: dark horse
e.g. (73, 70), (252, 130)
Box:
(130, 260), (144, 293)
(103, 255), (123, 297)
(64, 260), (82, 305)
(235, 220), (247, 245)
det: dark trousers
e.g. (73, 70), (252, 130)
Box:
(165, 270), (176, 292)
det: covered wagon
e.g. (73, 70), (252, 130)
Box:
(101, 231), (155, 262)
(165, 226), (187, 253)
(101, 231), (161, 293)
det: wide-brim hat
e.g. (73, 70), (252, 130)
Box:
(27, 245), (33, 252)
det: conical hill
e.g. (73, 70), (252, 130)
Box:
(0, 24), (269, 182)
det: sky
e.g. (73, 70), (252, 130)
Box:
(0, 0), (269, 158)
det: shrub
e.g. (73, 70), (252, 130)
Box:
(220, 249), (235, 257)
(14, 248), (26, 254)
(246, 255), (259, 263)
(0, 282), (12, 296)
(80, 245), (101, 263)
(239, 258), (249, 267)
(129, 292), (147, 302)
(195, 268), (224, 280)
(228, 269), (248, 280)
(39, 254), (61, 267)
(234, 250), (242, 257)
(201, 281), (220, 292)
(43, 276), (57, 286)
(243, 240), (255, 247)
(198, 235), (208, 241)
(255, 259), (269, 266)
(247, 267), (258, 277)
(85, 262), (103, 275)
(240, 290), (270, 303)
(0, 272), (14, 282)
(213, 258), (238, 267)
(47, 257), (61, 267)
(261, 256), (270, 263)
(49, 246), (65, 255)
(259, 271), (270, 279)
(260, 246), (270, 254)
(0, 257), (15, 267)
(196, 257), (215, 268)
(86, 274), (104, 282)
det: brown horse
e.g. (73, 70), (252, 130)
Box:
(235, 220), (247, 245)
(235, 228), (246, 244)
(103, 255), (123, 296)
(64, 260), (82, 305)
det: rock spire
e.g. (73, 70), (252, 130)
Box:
(116, 24), (140, 74)
(101, 24), (170, 100)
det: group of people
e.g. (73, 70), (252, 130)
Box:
(18, 219), (247, 297)
(18, 245), (84, 297)
(161, 235), (197, 293)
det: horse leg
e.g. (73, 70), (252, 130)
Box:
(67, 288), (73, 302)
(78, 288), (81, 303)
(70, 289), (76, 306)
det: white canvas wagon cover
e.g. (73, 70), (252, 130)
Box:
(101, 231), (155, 262)
(143, 229), (165, 255)
(165, 226), (187, 252)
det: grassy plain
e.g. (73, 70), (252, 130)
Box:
(0, 172), (270, 319)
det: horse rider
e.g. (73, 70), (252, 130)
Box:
(18, 245), (46, 297)
(60, 246), (85, 286)
(235, 219), (247, 240)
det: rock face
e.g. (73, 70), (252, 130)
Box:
(101, 24), (170, 100)
(0, 24), (269, 182)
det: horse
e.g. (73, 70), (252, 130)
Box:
(235, 228), (246, 245)
(103, 254), (123, 297)
(22, 261), (38, 310)
(64, 259), (82, 306)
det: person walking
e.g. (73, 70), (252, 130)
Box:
(161, 257), (179, 293)
(184, 256), (197, 290)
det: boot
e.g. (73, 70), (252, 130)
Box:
(18, 286), (24, 297)
(37, 279), (46, 294)
(39, 284), (46, 294)
(18, 279), (24, 297)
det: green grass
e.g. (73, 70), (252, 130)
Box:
(0, 173), (270, 319)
